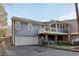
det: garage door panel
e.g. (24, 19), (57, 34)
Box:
(15, 36), (38, 45)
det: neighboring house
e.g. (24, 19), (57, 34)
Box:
(12, 16), (71, 46)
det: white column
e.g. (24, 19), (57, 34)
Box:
(55, 35), (57, 45)
(67, 25), (71, 44)
(64, 25), (66, 30)
(62, 23), (63, 29)
(39, 25), (42, 33)
(44, 26), (45, 32)
(63, 35), (65, 41)
(45, 34), (48, 43)
(56, 22), (57, 32)
(59, 23), (60, 29)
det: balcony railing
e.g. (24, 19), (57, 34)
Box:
(45, 27), (56, 32)
(38, 26), (68, 34)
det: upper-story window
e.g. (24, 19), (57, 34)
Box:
(28, 23), (32, 31)
(63, 25), (65, 29)
(15, 21), (21, 30)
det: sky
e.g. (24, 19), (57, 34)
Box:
(4, 3), (76, 25)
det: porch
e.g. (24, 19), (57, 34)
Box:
(38, 33), (69, 46)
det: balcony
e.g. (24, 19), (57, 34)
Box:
(38, 26), (68, 35)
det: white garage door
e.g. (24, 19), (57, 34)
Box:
(15, 36), (38, 45)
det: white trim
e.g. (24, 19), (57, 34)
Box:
(43, 31), (68, 35)
(56, 22), (57, 32)
(71, 32), (78, 35)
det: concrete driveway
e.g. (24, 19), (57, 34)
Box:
(5, 45), (79, 56)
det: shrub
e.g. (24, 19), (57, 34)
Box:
(42, 41), (48, 46)
(73, 41), (79, 46)
(0, 29), (5, 43)
(0, 29), (5, 37)
(58, 40), (69, 46)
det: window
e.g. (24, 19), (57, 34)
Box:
(28, 23), (32, 31)
(51, 24), (56, 28)
(15, 21), (21, 30)
(63, 25), (65, 29)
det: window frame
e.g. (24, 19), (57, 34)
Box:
(28, 23), (33, 31)
(15, 21), (21, 30)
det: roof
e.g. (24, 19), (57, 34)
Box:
(12, 16), (43, 25)
(62, 19), (77, 22)
(12, 16), (69, 25)
(12, 16), (57, 25)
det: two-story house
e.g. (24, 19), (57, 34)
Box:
(12, 16), (71, 46)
